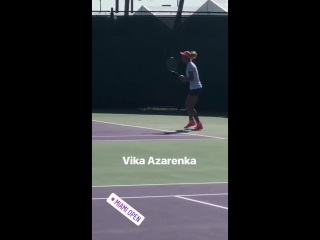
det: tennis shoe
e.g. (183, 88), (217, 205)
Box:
(193, 122), (203, 130)
(184, 120), (196, 128)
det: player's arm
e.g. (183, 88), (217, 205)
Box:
(180, 72), (193, 82)
(184, 64), (194, 81)
(185, 71), (194, 81)
(179, 75), (188, 82)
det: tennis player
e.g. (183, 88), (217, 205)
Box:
(179, 51), (203, 130)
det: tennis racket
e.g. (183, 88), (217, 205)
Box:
(166, 57), (179, 75)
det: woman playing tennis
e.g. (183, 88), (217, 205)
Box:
(179, 51), (203, 130)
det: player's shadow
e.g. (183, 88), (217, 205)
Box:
(150, 130), (190, 135)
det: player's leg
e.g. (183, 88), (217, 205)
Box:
(184, 93), (196, 128)
(188, 89), (203, 130)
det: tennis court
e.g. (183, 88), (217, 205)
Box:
(92, 112), (228, 240)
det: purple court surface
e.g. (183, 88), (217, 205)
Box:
(92, 120), (222, 141)
(92, 183), (228, 240)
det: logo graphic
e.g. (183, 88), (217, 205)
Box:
(106, 193), (145, 226)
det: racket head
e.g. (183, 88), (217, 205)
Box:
(166, 57), (178, 73)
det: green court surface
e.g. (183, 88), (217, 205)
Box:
(92, 113), (228, 186)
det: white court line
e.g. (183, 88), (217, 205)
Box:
(92, 119), (227, 140)
(92, 181), (228, 187)
(176, 196), (228, 210)
(92, 138), (214, 142)
(92, 135), (197, 137)
(92, 193), (227, 200)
